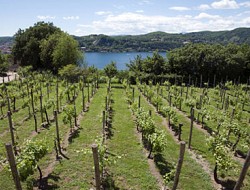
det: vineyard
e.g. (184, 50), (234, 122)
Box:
(0, 70), (249, 190)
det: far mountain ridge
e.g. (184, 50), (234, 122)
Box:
(74, 27), (250, 52)
(1, 27), (250, 52)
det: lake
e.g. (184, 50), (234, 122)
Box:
(83, 52), (167, 70)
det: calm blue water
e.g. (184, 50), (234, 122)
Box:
(83, 52), (167, 70)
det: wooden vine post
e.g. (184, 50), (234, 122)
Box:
(188, 107), (194, 149)
(5, 143), (22, 190)
(132, 87), (135, 103)
(46, 83), (50, 99)
(56, 79), (59, 112)
(74, 104), (77, 127)
(92, 144), (101, 190)
(7, 96), (11, 114)
(178, 123), (183, 141)
(7, 111), (17, 155)
(54, 110), (62, 154)
(105, 97), (108, 111)
(91, 82), (94, 97)
(200, 74), (203, 88)
(82, 85), (85, 111)
(31, 88), (35, 114)
(87, 82), (90, 103)
(185, 86), (189, 100)
(149, 110), (152, 116)
(138, 95), (141, 108)
(40, 95), (44, 123)
(213, 74), (216, 87)
(102, 111), (106, 143)
(172, 141), (186, 190)
(169, 94), (172, 106)
(233, 149), (250, 190)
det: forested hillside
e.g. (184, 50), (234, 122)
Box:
(1, 28), (250, 52)
(74, 28), (250, 52)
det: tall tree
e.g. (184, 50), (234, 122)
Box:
(40, 32), (83, 72)
(12, 22), (60, 69)
(104, 61), (118, 79)
(0, 51), (9, 75)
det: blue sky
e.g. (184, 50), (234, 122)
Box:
(0, 0), (250, 36)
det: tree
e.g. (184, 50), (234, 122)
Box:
(48, 33), (82, 72)
(12, 22), (82, 73)
(0, 52), (9, 76)
(59, 64), (82, 82)
(12, 22), (61, 69)
(104, 61), (118, 79)
(127, 55), (144, 84)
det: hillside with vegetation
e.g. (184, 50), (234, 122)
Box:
(1, 28), (250, 53)
(74, 27), (250, 52)
(0, 22), (249, 190)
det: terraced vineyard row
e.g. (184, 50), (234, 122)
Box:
(0, 72), (249, 189)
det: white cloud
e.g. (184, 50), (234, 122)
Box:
(95, 11), (112, 16)
(237, 11), (250, 16)
(37, 15), (55, 20)
(242, 17), (250, 24)
(75, 12), (250, 36)
(136, 10), (144, 13)
(211, 0), (239, 9)
(63, 16), (79, 20)
(195, 13), (221, 20)
(240, 1), (250, 7)
(198, 4), (211, 10)
(169, 6), (190, 11)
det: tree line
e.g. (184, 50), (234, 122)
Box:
(127, 43), (250, 85)
(8, 22), (250, 85)
(12, 22), (82, 73)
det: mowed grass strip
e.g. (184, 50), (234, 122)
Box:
(47, 85), (104, 190)
(0, 83), (98, 190)
(159, 87), (250, 189)
(106, 86), (159, 190)
(134, 87), (215, 190)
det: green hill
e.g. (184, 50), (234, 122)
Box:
(1, 28), (250, 52)
(74, 28), (250, 52)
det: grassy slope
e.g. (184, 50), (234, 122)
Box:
(134, 87), (215, 190)
(106, 86), (159, 189)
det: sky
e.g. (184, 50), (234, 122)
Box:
(0, 0), (250, 36)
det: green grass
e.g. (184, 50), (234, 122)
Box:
(0, 78), (248, 190)
(33, 84), (103, 189)
(106, 86), (159, 189)
(134, 87), (215, 190)
(138, 84), (250, 189)
(0, 80), (94, 189)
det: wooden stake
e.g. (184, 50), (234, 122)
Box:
(102, 111), (106, 143)
(92, 144), (101, 190)
(188, 107), (194, 149)
(138, 95), (141, 108)
(54, 110), (62, 154)
(234, 149), (250, 190)
(87, 83), (90, 103)
(40, 95), (44, 123)
(33, 113), (37, 133)
(7, 111), (17, 155)
(82, 86), (85, 111)
(178, 123), (183, 141)
(5, 143), (22, 190)
(172, 141), (186, 190)
(56, 79), (59, 112)
(132, 88), (135, 103)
